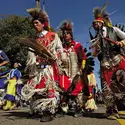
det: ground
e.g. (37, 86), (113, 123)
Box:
(0, 105), (124, 125)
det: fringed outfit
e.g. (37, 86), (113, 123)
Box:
(3, 68), (22, 110)
(98, 27), (125, 115)
(59, 41), (86, 95)
(85, 73), (97, 111)
(91, 3), (125, 118)
(22, 30), (63, 115)
(59, 40), (88, 113)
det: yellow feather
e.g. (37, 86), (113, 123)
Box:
(101, 2), (108, 14)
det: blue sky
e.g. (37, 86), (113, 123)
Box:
(0, 0), (125, 89)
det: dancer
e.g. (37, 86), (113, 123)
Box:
(21, 0), (63, 122)
(89, 3), (125, 119)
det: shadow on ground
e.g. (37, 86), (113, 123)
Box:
(83, 112), (106, 119)
(1, 110), (106, 120)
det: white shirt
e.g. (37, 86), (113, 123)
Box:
(38, 30), (48, 37)
(102, 26), (125, 39)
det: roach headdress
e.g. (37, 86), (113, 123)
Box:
(93, 2), (112, 27)
(58, 20), (74, 41)
(27, 0), (50, 31)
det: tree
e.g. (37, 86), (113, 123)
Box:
(0, 14), (56, 70)
(0, 15), (36, 67)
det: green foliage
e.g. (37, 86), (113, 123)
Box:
(50, 27), (55, 32)
(0, 15), (36, 66)
(0, 14), (56, 71)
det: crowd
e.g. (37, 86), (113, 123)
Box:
(0, 0), (125, 122)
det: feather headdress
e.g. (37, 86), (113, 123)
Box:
(58, 20), (74, 41)
(93, 2), (112, 27)
(27, 0), (50, 30)
(59, 20), (73, 31)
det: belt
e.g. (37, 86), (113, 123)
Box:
(101, 54), (123, 69)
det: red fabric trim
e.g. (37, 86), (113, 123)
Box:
(95, 17), (104, 21)
(103, 58), (125, 86)
(59, 75), (71, 91)
(71, 79), (84, 96)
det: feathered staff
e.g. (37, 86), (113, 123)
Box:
(19, 0), (55, 63)
(19, 37), (55, 63)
